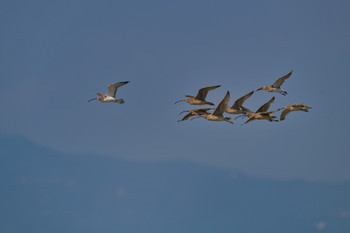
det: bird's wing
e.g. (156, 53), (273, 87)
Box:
(243, 117), (256, 125)
(256, 97), (275, 113)
(179, 113), (195, 121)
(232, 91), (254, 108)
(272, 70), (293, 88)
(240, 106), (253, 114)
(195, 108), (215, 113)
(280, 109), (292, 121)
(213, 91), (230, 116)
(195, 85), (221, 100)
(106, 81), (129, 97)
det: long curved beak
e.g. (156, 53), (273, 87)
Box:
(234, 114), (247, 120)
(174, 99), (185, 104)
(270, 108), (282, 113)
(88, 97), (97, 102)
(179, 110), (189, 115)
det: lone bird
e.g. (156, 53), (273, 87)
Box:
(175, 85), (221, 105)
(256, 70), (293, 95)
(226, 91), (254, 115)
(178, 108), (215, 122)
(88, 81), (129, 103)
(237, 96), (280, 125)
(280, 104), (311, 121)
(191, 91), (233, 124)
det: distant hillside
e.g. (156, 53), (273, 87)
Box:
(1, 133), (350, 233)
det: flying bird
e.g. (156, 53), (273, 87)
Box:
(178, 108), (215, 122)
(88, 81), (129, 103)
(256, 70), (293, 95)
(237, 97), (280, 125)
(226, 91), (254, 115)
(191, 91), (233, 124)
(175, 85), (221, 106)
(280, 104), (311, 121)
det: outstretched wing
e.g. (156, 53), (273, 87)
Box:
(195, 85), (221, 100)
(256, 96), (275, 113)
(280, 109), (292, 121)
(242, 117), (256, 125)
(272, 70), (293, 88)
(232, 91), (254, 108)
(179, 113), (195, 121)
(106, 81), (129, 97)
(213, 91), (230, 116)
(195, 108), (215, 114)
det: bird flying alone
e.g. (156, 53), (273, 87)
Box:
(175, 85), (221, 105)
(280, 104), (311, 121)
(88, 81), (129, 103)
(256, 70), (293, 95)
(191, 91), (233, 124)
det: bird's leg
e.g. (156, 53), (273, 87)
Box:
(117, 99), (125, 104)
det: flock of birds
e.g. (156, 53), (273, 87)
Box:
(88, 71), (311, 125)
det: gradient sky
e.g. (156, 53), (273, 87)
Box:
(1, 0), (350, 231)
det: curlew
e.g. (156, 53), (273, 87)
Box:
(175, 85), (221, 105)
(237, 96), (280, 125)
(191, 91), (233, 124)
(178, 108), (215, 122)
(280, 104), (311, 121)
(88, 81), (129, 103)
(226, 91), (254, 115)
(256, 70), (293, 95)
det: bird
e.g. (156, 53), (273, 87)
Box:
(88, 81), (129, 103)
(175, 85), (221, 105)
(280, 104), (312, 121)
(225, 91), (254, 115)
(191, 91), (233, 124)
(237, 96), (280, 125)
(178, 108), (215, 122)
(256, 70), (293, 95)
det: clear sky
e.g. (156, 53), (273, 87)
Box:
(1, 0), (350, 232)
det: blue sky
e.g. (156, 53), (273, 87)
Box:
(1, 0), (350, 231)
(1, 0), (349, 181)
